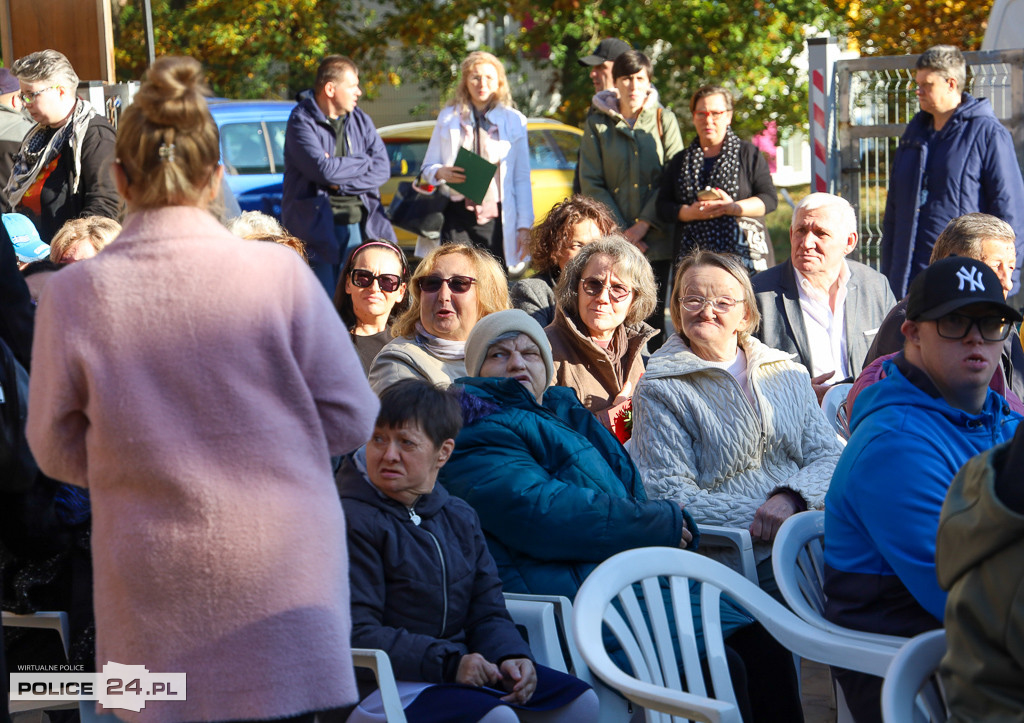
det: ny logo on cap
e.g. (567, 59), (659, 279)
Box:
(956, 265), (985, 293)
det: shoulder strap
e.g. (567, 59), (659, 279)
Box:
(657, 107), (663, 139)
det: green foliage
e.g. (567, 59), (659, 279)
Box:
(825, 0), (992, 56)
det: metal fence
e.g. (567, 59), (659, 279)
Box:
(831, 49), (1024, 267)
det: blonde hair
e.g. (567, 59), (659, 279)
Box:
(115, 57), (220, 209)
(670, 250), (760, 347)
(49, 216), (121, 263)
(392, 243), (509, 338)
(452, 52), (513, 113)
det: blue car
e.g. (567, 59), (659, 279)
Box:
(208, 99), (295, 217)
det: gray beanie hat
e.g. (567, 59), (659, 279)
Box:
(464, 309), (555, 385)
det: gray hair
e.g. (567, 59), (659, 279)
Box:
(917, 45), (966, 93)
(226, 210), (285, 238)
(553, 234), (658, 326)
(792, 193), (857, 238)
(930, 213), (1015, 263)
(670, 249), (760, 347)
(11, 49), (79, 89)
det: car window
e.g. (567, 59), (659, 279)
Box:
(267, 121), (287, 172)
(221, 122), (271, 175)
(548, 130), (581, 171)
(384, 140), (429, 177)
(528, 130), (580, 171)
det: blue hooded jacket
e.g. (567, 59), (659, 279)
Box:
(282, 92), (395, 265)
(881, 93), (1024, 298)
(824, 357), (1021, 635)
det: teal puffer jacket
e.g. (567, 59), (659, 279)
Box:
(441, 377), (682, 600)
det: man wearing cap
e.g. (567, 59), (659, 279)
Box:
(578, 38), (631, 94)
(0, 69), (33, 209)
(823, 256), (1023, 722)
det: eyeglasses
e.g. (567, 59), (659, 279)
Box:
(679, 295), (740, 313)
(350, 268), (403, 293)
(20, 86), (59, 105)
(581, 277), (632, 302)
(934, 313), (1013, 342)
(694, 110), (730, 121)
(416, 275), (476, 294)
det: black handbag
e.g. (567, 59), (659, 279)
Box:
(386, 180), (449, 239)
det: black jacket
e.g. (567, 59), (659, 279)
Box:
(338, 458), (531, 684)
(25, 115), (119, 242)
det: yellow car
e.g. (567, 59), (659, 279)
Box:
(377, 118), (583, 251)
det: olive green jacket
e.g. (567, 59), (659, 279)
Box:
(579, 88), (684, 261)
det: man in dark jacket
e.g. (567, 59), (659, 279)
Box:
(282, 55), (395, 296)
(882, 44), (1024, 299)
(5, 50), (119, 243)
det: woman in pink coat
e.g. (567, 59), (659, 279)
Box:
(25, 57), (377, 723)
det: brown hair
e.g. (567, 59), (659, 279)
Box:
(392, 243), (509, 338)
(49, 216), (121, 263)
(690, 85), (734, 114)
(529, 195), (619, 276)
(315, 55), (358, 94)
(452, 51), (513, 113)
(554, 235), (658, 327)
(334, 239), (410, 328)
(116, 57), (220, 210)
(670, 249), (760, 346)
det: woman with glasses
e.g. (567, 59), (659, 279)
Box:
(578, 50), (682, 345)
(334, 239), (410, 375)
(368, 242), (509, 392)
(545, 236), (656, 438)
(657, 85), (777, 275)
(5, 50), (119, 242)
(631, 250), (841, 598)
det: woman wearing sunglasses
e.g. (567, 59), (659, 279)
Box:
(335, 239), (410, 375)
(368, 243), (509, 393)
(631, 250), (841, 602)
(545, 236), (657, 437)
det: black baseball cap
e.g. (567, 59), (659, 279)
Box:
(906, 256), (1023, 322)
(578, 38), (631, 67)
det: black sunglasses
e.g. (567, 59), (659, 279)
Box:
(416, 275), (476, 294)
(350, 269), (403, 293)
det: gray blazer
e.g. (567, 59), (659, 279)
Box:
(751, 259), (896, 379)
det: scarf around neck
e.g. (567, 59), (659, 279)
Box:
(5, 98), (100, 210)
(415, 321), (466, 361)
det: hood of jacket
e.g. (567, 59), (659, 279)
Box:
(935, 440), (1024, 589)
(336, 454), (450, 521)
(642, 331), (795, 381)
(591, 86), (662, 123)
(908, 92), (994, 135)
(455, 375), (582, 425)
(850, 357), (1016, 436)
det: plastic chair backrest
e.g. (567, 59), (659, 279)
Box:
(572, 548), (900, 723)
(351, 648), (408, 723)
(881, 629), (948, 723)
(699, 525), (758, 585)
(821, 383), (853, 440)
(771, 511), (907, 648)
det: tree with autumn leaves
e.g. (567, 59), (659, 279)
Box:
(112, 0), (991, 137)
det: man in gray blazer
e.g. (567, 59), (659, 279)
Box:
(752, 193), (895, 399)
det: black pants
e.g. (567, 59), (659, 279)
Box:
(724, 623), (804, 723)
(442, 201), (504, 268)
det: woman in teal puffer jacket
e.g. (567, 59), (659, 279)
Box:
(439, 309), (806, 722)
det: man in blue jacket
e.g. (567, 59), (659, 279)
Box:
(882, 44), (1024, 299)
(824, 256), (1022, 722)
(282, 55), (396, 296)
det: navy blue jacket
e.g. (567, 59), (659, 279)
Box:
(881, 93), (1024, 297)
(339, 457), (531, 684)
(282, 93), (395, 265)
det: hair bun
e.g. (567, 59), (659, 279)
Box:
(133, 56), (211, 131)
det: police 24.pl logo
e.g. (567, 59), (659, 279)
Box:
(11, 661), (186, 712)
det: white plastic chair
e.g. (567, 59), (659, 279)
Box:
(881, 630), (948, 723)
(572, 547), (898, 723)
(771, 511), (907, 648)
(3, 610), (78, 717)
(698, 525), (757, 585)
(821, 383), (853, 441)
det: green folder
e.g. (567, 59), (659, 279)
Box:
(449, 147), (498, 205)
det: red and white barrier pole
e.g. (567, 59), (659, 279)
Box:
(807, 36), (839, 194)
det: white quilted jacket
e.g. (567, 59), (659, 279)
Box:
(632, 333), (842, 564)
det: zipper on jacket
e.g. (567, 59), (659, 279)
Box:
(702, 365), (769, 462)
(411, 505), (449, 638)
